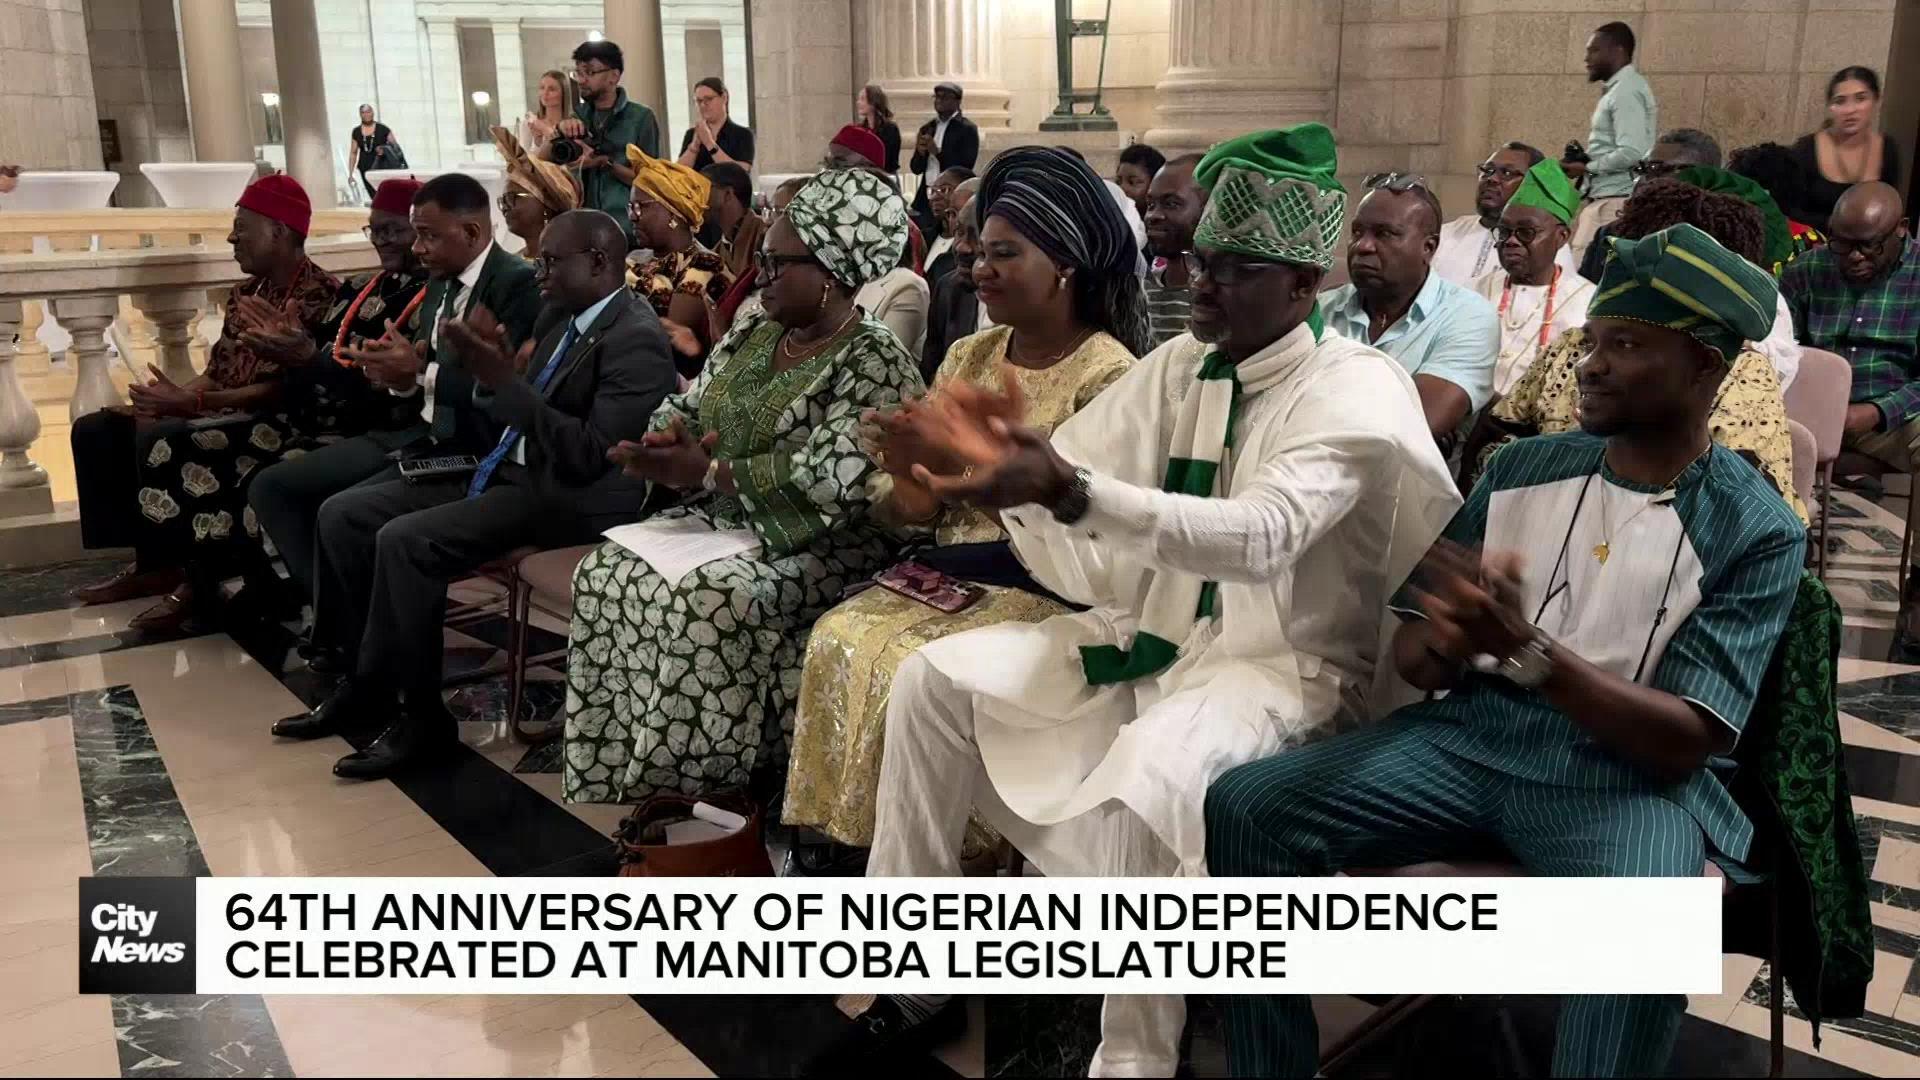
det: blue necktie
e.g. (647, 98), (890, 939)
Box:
(467, 323), (578, 498)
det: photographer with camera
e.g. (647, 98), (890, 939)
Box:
(546, 39), (661, 243)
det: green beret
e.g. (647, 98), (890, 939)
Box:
(1589, 223), (1778, 363)
(1506, 159), (1579, 225)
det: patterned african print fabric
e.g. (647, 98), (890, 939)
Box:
(132, 269), (429, 565)
(628, 245), (732, 319)
(561, 313), (924, 804)
(1480, 326), (1808, 525)
(1728, 573), (1871, 1037)
(784, 167), (911, 288)
(782, 326), (1134, 846)
(202, 258), (338, 388)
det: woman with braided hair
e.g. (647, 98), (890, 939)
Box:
(1462, 177), (1808, 523)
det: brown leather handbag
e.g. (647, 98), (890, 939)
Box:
(613, 790), (773, 877)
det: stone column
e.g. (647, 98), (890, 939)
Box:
(131, 291), (209, 385)
(749, 0), (854, 173)
(493, 20), (529, 134)
(54, 296), (124, 421)
(16, 302), (51, 378)
(0, 301), (49, 494)
(178, 0), (256, 163)
(606, 0), (670, 151)
(1146, 0), (1343, 155)
(859, 0), (1011, 130)
(423, 18), (472, 168)
(269, 0), (337, 208)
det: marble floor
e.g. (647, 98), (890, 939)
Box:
(1, 485), (1918, 1077)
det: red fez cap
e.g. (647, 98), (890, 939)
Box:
(830, 124), (886, 169)
(236, 174), (312, 236)
(370, 177), (423, 216)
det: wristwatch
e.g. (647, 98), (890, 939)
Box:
(1049, 466), (1094, 525)
(1497, 627), (1556, 689)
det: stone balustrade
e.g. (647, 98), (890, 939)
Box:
(0, 208), (378, 518)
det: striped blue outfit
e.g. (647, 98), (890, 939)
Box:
(1206, 432), (1806, 1077)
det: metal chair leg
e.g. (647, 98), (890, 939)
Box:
(1769, 884), (1785, 1079)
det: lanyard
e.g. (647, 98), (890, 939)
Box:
(1497, 264), (1561, 354)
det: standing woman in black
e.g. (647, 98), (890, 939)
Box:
(857, 83), (902, 175)
(1790, 66), (1904, 232)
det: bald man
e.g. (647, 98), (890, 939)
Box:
(1782, 181), (1920, 633)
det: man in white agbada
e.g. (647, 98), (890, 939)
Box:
(819, 125), (1462, 1076)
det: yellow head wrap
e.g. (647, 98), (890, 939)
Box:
(624, 145), (710, 229)
(491, 126), (581, 215)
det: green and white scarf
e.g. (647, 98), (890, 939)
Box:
(1079, 312), (1323, 685)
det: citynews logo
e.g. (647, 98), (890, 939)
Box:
(78, 878), (196, 994)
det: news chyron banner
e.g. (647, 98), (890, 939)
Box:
(80, 877), (1720, 996)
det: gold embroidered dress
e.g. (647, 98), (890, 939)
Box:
(781, 325), (1135, 846)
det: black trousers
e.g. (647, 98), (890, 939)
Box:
(310, 464), (598, 690)
(71, 409), (190, 569)
(248, 431), (417, 600)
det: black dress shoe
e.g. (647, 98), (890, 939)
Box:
(804, 996), (967, 1075)
(273, 683), (391, 740)
(332, 712), (457, 780)
(304, 647), (349, 675)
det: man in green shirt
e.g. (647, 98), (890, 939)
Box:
(547, 39), (661, 241)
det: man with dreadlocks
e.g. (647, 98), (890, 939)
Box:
(825, 125), (1461, 1076)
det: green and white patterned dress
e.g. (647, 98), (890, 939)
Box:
(562, 312), (925, 804)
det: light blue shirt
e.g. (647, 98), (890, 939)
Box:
(1585, 63), (1656, 199)
(1320, 271), (1500, 410)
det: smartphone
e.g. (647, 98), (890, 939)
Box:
(874, 560), (985, 614)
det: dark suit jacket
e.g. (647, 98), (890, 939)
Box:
(921, 268), (980, 384)
(909, 114), (981, 229)
(473, 288), (674, 526)
(413, 244), (544, 448)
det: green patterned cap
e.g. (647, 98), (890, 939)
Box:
(784, 168), (910, 289)
(1192, 124), (1347, 270)
(1590, 223), (1778, 363)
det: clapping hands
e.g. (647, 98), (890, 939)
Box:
(607, 416), (717, 490)
(1407, 542), (1534, 663)
(862, 365), (1073, 511)
(441, 305), (534, 389)
(338, 317), (425, 390)
(232, 294), (315, 364)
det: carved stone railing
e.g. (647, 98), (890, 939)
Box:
(0, 208), (378, 516)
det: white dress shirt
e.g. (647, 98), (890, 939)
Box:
(925, 115), (953, 187)
(396, 242), (496, 421)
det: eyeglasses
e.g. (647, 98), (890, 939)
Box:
(1630, 159), (1680, 178)
(1475, 164), (1527, 183)
(754, 249), (820, 282)
(1363, 172), (1431, 193)
(929, 184), (957, 197)
(1828, 226), (1903, 260)
(1183, 250), (1287, 286)
(534, 249), (597, 276)
(1492, 224), (1548, 245)
(574, 64), (613, 79)
(361, 225), (412, 244)
(498, 191), (539, 214)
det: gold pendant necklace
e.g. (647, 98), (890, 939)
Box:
(1592, 445), (1710, 564)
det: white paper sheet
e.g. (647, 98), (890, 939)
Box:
(601, 516), (762, 587)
